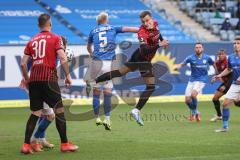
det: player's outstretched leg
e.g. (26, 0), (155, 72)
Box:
(87, 65), (131, 98)
(130, 83), (155, 126)
(103, 91), (112, 130)
(20, 111), (41, 154)
(93, 88), (102, 126)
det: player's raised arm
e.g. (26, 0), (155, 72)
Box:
(122, 26), (139, 33)
(174, 55), (190, 71)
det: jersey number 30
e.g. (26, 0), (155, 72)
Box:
(32, 39), (46, 60)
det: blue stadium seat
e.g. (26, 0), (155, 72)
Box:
(0, 0), (194, 44)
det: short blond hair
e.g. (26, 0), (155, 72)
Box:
(96, 12), (108, 24)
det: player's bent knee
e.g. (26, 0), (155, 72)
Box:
(54, 107), (64, 114)
(212, 97), (219, 101)
(31, 110), (42, 117)
(185, 97), (191, 104)
(146, 84), (155, 91)
(222, 101), (231, 108)
(47, 114), (55, 121)
(103, 89), (112, 95)
(93, 88), (101, 95)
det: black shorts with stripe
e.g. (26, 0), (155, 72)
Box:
(217, 82), (231, 94)
(124, 48), (154, 77)
(28, 81), (63, 111)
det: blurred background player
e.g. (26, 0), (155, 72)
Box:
(210, 49), (232, 122)
(214, 37), (240, 132)
(87, 11), (169, 126)
(174, 43), (214, 122)
(85, 12), (139, 130)
(20, 13), (78, 154)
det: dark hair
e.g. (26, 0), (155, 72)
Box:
(139, 10), (152, 19)
(218, 49), (226, 54)
(195, 42), (203, 46)
(235, 36), (240, 41)
(38, 13), (51, 28)
(61, 36), (68, 47)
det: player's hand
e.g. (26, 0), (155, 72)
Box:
(211, 76), (217, 84)
(173, 64), (180, 71)
(211, 75), (222, 83)
(19, 78), (29, 90)
(160, 39), (169, 49)
(65, 75), (72, 88)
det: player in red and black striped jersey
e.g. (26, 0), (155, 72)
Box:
(210, 49), (232, 121)
(20, 13), (78, 154)
(87, 11), (169, 126)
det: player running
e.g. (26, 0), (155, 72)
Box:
(214, 37), (240, 132)
(87, 10), (169, 126)
(20, 13), (78, 154)
(174, 43), (214, 122)
(85, 12), (139, 130)
(210, 49), (232, 122)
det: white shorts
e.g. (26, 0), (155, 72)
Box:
(42, 102), (55, 116)
(224, 84), (240, 100)
(84, 59), (113, 89)
(185, 81), (206, 97)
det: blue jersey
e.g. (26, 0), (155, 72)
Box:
(227, 53), (240, 84)
(88, 24), (123, 60)
(183, 54), (214, 82)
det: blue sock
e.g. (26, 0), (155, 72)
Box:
(192, 97), (198, 115)
(104, 93), (112, 117)
(186, 101), (194, 114)
(222, 108), (230, 129)
(93, 94), (100, 116)
(34, 118), (52, 139)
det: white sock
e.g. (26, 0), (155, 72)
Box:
(39, 138), (46, 142)
(132, 108), (140, 113)
(105, 116), (110, 122)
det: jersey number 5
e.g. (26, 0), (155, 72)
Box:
(32, 39), (46, 60)
(99, 31), (107, 48)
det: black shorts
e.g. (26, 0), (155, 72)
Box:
(217, 82), (231, 94)
(28, 81), (63, 111)
(124, 48), (154, 77)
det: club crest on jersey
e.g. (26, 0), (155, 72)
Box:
(203, 60), (207, 64)
(139, 37), (145, 44)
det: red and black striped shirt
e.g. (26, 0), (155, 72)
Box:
(24, 31), (64, 82)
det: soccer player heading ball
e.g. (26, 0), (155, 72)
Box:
(86, 10), (169, 126)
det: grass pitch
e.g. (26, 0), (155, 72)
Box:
(1, 101), (240, 160)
